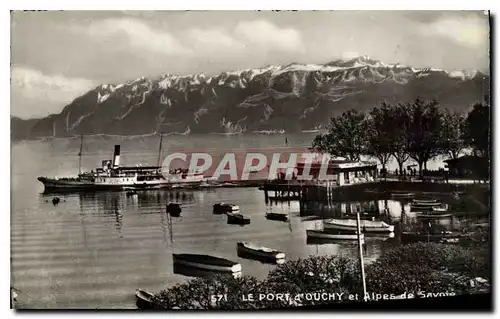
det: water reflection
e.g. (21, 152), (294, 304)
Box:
(31, 188), (489, 287)
(71, 191), (192, 210)
(293, 195), (488, 239)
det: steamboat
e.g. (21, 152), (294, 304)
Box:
(37, 136), (205, 191)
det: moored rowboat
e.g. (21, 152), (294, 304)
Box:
(391, 192), (415, 198)
(237, 242), (285, 262)
(413, 199), (439, 204)
(417, 212), (452, 219)
(213, 203), (239, 214)
(166, 202), (182, 217)
(136, 289), (155, 309)
(265, 212), (289, 222)
(306, 229), (365, 241)
(173, 263), (242, 278)
(411, 203), (448, 212)
(173, 253), (242, 273)
(227, 212), (251, 225)
(323, 219), (394, 233)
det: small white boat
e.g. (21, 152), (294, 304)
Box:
(173, 254), (242, 273)
(413, 199), (439, 204)
(417, 212), (452, 219)
(391, 192), (415, 198)
(412, 200), (442, 209)
(306, 229), (365, 241)
(213, 203), (240, 214)
(237, 242), (285, 262)
(411, 203), (448, 212)
(323, 219), (394, 233)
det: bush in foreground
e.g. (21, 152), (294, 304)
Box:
(151, 243), (490, 309)
(365, 242), (490, 296)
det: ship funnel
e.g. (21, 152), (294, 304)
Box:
(112, 145), (121, 167)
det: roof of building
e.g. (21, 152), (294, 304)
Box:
(296, 160), (377, 169)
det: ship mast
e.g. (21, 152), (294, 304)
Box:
(78, 134), (83, 175)
(157, 132), (164, 170)
(356, 211), (367, 301)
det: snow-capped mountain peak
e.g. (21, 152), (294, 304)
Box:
(94, 56), (484, 98)
(24, 55), (485, 139)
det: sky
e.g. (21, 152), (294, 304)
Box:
(11, 10), (490, 119)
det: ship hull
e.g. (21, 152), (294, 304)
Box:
(37, 177), (202, 192)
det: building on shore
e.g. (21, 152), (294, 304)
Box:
(294, 159), (378, 186)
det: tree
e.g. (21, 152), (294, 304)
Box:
(463, 102), (490, 158)
(439, 109), (466, 160)
(312, 110), (367, 161)
(406, 98), (443, 176)
(365, 102), (396, 175)
(390, 103), (411, 174)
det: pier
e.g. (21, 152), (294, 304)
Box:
(260, 178), (490, 218)
(261, 180), (304, 203)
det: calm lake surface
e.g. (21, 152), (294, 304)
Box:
(11, 134), (485, 309)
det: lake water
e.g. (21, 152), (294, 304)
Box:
(10, 134), (485, 309)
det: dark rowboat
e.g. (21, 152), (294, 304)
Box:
(227, 212), (250, 225)
(265, 212), (289, 222)
(236, 242), (285, 263)
(172, 254), (242, 273)
(166, 202), (182, 217)
(136, 289), (155, 309)
(173, 263), (242, 278)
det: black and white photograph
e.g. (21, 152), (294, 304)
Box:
(9, 9), (491, 310)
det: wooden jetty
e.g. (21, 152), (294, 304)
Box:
(262, 181), (304, 203)
(260, 158), (488, 219)
(261, 179), (381, 217)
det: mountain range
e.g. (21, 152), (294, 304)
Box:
(11, 56), (489, 140)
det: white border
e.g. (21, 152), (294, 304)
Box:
(3, 2), (497, 318)
(4, 2), (498, 10)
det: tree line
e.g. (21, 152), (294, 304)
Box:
(312, 98), (490, 177)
